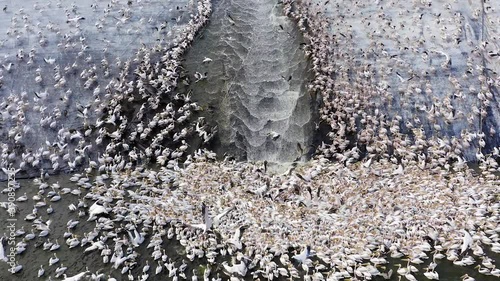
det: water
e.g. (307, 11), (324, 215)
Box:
(1, 169), (499, 281)
(0, 0), (499, 280)
(306, 0), (500, 161)
(180, 0), (315, 163)
(0, 0), (198, 180)
(0, 174), (203, 281)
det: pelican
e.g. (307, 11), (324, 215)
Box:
(84, 240), (105, 253)
(194, 71), (207, 82)
(38, 264), (45, 277)
(227, 226), (247, 251)
(49, 253), (59, 266)
(143, 260), (150, 273)
(16, 193), (27, 202)
(127, 226), (145, 247)
(423, 270), (439, 280)
(43, 57), (56, 64)
(55, 264), (68, 278)
(113, 254), (129, 269)
(0, 237), (8, 262)
(50, 239), (60, 251)
(50, 192), (61, 202)
(222, 258), (248, 277)
(25, 230), (36, 240)
(9, 262), (22, 274)
(460, 230), (472, 254)
(156, 261), (163, 275)
(88, 202), (109, 221)
(461, 274), (475, 281)
(292, 245), (311, 263)
(267, 131), (280, 140)
(62, 270), (89, 281)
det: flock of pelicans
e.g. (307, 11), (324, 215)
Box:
(0, 0), (499, 280)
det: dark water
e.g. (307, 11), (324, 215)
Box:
(179, 0), (316, 163)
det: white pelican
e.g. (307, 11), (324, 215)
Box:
(49, 253), (59, 266)
(88, 202), (109, 221)
(9, 262), (22, 274)
(222, 258), (248, 277)
(62, 270), (89, 281)
(127, 227), (145, 247)
(292, 245), (311, 263)
(38, 264), (45, 277)
(423, 270), (439, 280)
(460, 230), (472, 254)
(84, 240), (105, 253)
(461, 274), (475, 281)
(0, 237), (8, 262)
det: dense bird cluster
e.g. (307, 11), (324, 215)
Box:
(284, 0), (500, 172)
(0, 0), (499, 281)
(0, 0), (215, 181)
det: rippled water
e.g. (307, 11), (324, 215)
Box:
(181, 0), (315, 163)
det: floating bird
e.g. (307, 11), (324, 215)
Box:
(0, 236), (7, 262)
(9, 262), (22, 274)
(268, 131), (280, 140)
(43, 57), (56, 65)
(222, 258), (248, 277)
(49, 253), (59, 266)
(38, 264), (45, 277)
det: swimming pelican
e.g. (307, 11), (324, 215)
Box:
(25, 229), (36, 240)
(143, 260), (150, 273)
(222, 258), (248, 277)
(38, 264), (45, 277)
(156, 261), (163, 275)
(9, 262), (22, 274)
(84, 240), (105, 253)
(55, 263), (68, 278)
(127, 226), (145, 247)
(49, 253), (59, 266)
(461, 274), (475, 281)
(50, 239), (60, 251)
(61, 270), (89, 281)
(423, 270), (439, 280)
